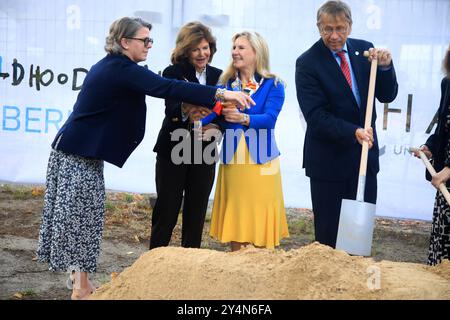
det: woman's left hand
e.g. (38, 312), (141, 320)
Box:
(431, 166), (450, 189)
(188, 106), (211, 122)
(222, 104), (243, 123)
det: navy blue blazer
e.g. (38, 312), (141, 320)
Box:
(295, 38), (398, 181)
(153, 62), (222, 161)
(52, 54), (218, 168)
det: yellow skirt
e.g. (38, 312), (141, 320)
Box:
(209, 135), (289, 249)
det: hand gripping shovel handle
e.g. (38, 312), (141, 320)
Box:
(356, 52), (378, 202)
(410, 147), (450, 205)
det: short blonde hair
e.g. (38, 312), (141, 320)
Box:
(105, 17), (152, 54)
(171, 21), (217, 65)
(219, 31), (282, 86)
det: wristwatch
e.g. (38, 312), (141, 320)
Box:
(241, 113), (249, 125)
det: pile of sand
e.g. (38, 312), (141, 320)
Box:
(91, 243), (450, 300)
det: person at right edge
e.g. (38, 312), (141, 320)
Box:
(295, 0), (398, 249)
(413, 44), (450, 265)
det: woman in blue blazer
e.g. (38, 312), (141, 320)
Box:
(36, 17), (253, 300)
(209, 31), (289, 251)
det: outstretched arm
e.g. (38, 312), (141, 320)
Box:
(122, 63), (255, 109)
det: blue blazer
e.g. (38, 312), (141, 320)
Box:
(52, 54), (218, 168)
(219, 77), (285, 164)
(295, 38), (398, 181)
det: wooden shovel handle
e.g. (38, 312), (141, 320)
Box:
(411, 147), (450, 205)
(358, 53), (378, 178)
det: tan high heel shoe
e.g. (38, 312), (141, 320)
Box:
(69, 271), (95, 300)
(88, 279), (96, 294)
(71, 280), (95, 300)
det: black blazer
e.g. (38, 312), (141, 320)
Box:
(153, 62), (222, 161)
(52, 54), (218, 168)
(295, 38), (398, 181)
(425, 77), (450, 180)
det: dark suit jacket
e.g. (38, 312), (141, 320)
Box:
(295, 38), (398, 181)
(425, 77), (450, 180)
(52, 54), (218, 168)
(153, 62), (222, 161)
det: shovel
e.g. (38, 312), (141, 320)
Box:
(409, 147), (450, 205)
(335, 51), (378, 256)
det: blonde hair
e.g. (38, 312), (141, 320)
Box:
(171, 21), (217, 65)
(219, 31), (282, 86)
(105, 17), (152, 54)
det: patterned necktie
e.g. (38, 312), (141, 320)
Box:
(337, 51), (352, 89)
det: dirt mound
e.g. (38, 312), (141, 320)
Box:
(91, 243), (450, 300)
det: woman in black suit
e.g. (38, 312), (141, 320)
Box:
(414, 45), (450, 265)
(151, 22), (222, 249)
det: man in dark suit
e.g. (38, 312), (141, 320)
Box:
(295, 0), (398, 248)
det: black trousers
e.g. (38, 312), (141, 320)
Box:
(149, 155), (215, 249)
(310, 174), (377, 248)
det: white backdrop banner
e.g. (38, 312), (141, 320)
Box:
(1, 0), (449, 220)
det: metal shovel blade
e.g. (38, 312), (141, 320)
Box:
(335, 199), (376, 256)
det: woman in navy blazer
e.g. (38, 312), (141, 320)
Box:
(36, 17), (253, 300)
(209, 31), (289, 252)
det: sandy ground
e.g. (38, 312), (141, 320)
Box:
(91, 243), (450, 300)
(0, 184), (447, 300)
(0, 235), (148, 300)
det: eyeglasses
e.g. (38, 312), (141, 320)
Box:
(320, 26), (348, 35)
(126, 37), (154, 46)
